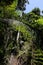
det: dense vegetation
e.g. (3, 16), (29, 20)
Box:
(0, 0), (43, 65)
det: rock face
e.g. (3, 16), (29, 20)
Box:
(7, 53), (28, 65)
(7, 54), (22, 65)
(0, 19), (32, 65)
(8, 54), (18, 65)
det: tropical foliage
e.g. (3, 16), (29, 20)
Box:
(0, 0), (43, 65)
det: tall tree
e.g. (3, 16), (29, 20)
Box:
(0, 0), (16, 6)
(32, 8), (40, 16)
(17, 0), (29, 11)
(0, 0), (18, 18)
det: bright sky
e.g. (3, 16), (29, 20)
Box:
(24, 0), (43, 14)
